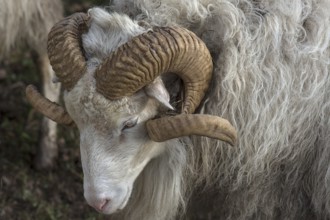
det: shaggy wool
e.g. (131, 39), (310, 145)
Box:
(0, 0), (63, 57)
(107, 0), (330, 219)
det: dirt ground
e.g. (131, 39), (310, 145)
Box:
(0, 1), (111, 219)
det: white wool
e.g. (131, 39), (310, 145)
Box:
(106, 0), (330, 219)
(66, 2), (330, 219)
(82, 8), (147, 66)
(0, 0), (63, 57)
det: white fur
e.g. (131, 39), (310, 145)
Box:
(83, 8), (147, 66)
(64, 2), (330, 219)
(0, 0), (63, 57)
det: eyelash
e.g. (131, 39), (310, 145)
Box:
(122, 118), (138, 131)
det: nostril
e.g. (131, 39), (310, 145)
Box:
(100, 199), (110, 210)
(87, 199), (110, 212)
(92, 199), (110, 212)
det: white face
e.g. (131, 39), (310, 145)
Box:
(64, 76), (167, 214)
(55, 7), (175, 215)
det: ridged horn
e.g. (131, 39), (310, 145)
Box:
(95, 26), (213, 114)
(26, 85), (74, 126)
(146, 114), (237, 146)
(47, 12), (89, 90)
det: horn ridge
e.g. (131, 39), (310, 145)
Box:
(25, 85), (74, 126)
(47, 12), (89, 90)
(95, 26), (213, 114)
(146, 114), (237, 146)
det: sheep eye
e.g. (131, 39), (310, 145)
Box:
(122, 118), (138, 131)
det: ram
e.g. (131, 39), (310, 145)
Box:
(27, 0), (330, 219)
(0, 0), (63, 168)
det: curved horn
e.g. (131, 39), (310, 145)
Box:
(95, 26), (213, 114)
(26, 85), (74, 126)
(146, 114), (237, 146)
(47, 12), (89, 90)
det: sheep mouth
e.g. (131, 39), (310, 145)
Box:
(99, 186), (132, 215)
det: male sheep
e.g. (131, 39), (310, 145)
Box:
(0, 0), (63, 168)
(27, 0), (330, 219)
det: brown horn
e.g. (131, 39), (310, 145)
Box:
(95, 26), (213, 114)
(26, 85), (74, 126)
(146, 114), (237, 146)
(47, 12), (89, 90)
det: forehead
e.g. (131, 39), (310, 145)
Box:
(80, 89), (148, 122)
(64, 72), (149, 130)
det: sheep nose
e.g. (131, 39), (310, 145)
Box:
(90, 199), (110, 212)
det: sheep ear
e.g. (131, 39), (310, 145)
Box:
(145, 78), (174, 110)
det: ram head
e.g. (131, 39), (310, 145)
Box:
(26, 8), (236, 214)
